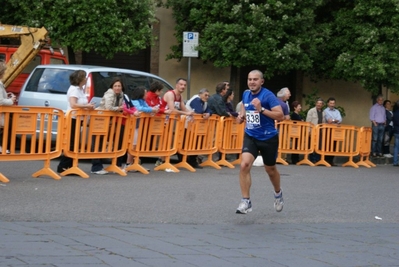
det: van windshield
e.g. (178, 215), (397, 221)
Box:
(25, 68), (73, 94)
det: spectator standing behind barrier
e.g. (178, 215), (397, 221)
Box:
(90, 78), (124, 175)
(208, 82), (231, 117)
(146, 81), (170, 114)
(186, 88), (212, 168)
(235, 70), (284, 214)
(290, 101), (303, 165)
(159, 78), (193, 116)
(124, 86), (159, 171)
(383, 100), (393, 158)
(276, 87), (291, 121)
(156, 78), (194, 167)
(57, 70), (95, 173)
(121, 91), (140, 172)
(369, 95), (386, 158)
(324, 97), (342, 166)
(0, 60), (17, 154)
(306, 98), (325, 163)
(392, 101), (399, 166)
(146, 81), (172, 167)
(223, 89), (238, 117)
(186, 88), (211, 118)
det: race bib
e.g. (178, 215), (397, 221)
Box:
(245, 110), (260, 129)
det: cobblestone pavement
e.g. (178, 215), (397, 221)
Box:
(0, 221), (398, 267)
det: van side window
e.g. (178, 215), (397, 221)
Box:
(91, 72), (117, 97)
(25, 68), (72, 94)
(0, 53), (5, 61)
(123, 73), (149, 93)
(91, 72), (150, 97)
(149, 78), (173, 91)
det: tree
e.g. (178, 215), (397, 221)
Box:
(164, 0), (323, 80)
(309, 0), (399, 95)
(164, 0), (399, 95)
(1, 0), (156, 59)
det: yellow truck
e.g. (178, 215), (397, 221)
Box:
(0, 24), (68, 97)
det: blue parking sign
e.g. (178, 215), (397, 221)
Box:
(183, 31), (199, 57)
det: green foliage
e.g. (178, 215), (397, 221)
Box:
(164, 0), (323, 79)
(164, 0), (399, 95)
(301, 88), (346, 119)
(308, 0), (399, 94)
(1, 0), (156, 59)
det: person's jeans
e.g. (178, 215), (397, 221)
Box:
(371, 124), (385, 154)
(383, 126), (393, 154)
(393, 133), (399, 165)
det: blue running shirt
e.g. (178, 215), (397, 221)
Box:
(242, 88), (280, 140)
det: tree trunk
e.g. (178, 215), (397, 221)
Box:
(67, 47), (76, 64)
(230, 66), (241, 103)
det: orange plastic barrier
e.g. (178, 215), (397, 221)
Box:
(0, 106), (64, 183)
(314, 124), (359, 168)
(216, 116), (245, 168)
(124, 113), (181, 174)
(174, 114), (221, 172)
(60, 109), (129, 178)
(356, 127), (375, 168)
(276, 120), (315, 166)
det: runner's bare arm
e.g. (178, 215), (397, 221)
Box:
(263, 105), (284, 121)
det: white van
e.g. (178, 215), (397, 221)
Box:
(18, 64), (173, 141)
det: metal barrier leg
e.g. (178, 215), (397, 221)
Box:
(364, 159), (376, 167)
(174, 154), (196, 172)
(0, 173), (10, 183)
(201, 153), (222, 169)
(276, 152), (289, 165)
(230, 156), (241, 167)
(32, 159), (61, 180)
(342, 156), (359, 168)
(215, 152), (234, 168)
(356, 155), (375, 168)
(125, 156), (150, 175)
(60, 159), (89, 178)
(105, 158), (127, 176)
(154, 156), (180, 173)
(314, 155), (331, 167)
(297, 154), (315, 166)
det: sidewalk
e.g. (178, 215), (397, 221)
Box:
(1, 221), (398, 267)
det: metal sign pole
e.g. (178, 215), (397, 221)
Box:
(183, 31), (199, 100)
(187, 57), (191, 98)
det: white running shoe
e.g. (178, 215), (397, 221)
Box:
(274, 190), (284, 212)
(236, 199), (252, 214)
(91, 169), (109, 175)
(384, 154), (393, 158)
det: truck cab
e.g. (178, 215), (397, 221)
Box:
(0, 24), (68, 98)
(0, 46), (68, 97)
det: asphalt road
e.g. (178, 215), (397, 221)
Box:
(0, 158), (397, 224)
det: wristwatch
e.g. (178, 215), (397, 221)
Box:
(260, 107), (265, 113)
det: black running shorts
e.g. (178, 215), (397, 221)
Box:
(242, 133), (279, 166)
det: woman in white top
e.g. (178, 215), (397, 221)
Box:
(57, 70), (95, 173)
(0, 61), (17, 153)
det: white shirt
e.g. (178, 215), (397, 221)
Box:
(66, 85), (88, 111)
